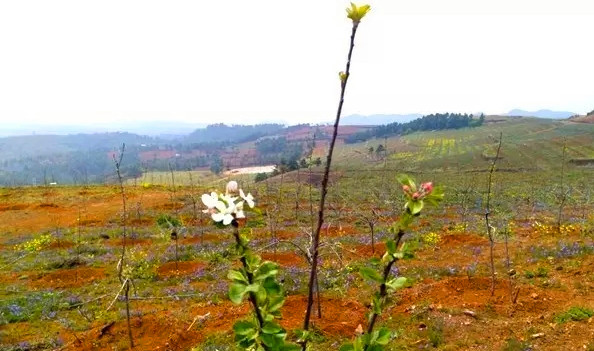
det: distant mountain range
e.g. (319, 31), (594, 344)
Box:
(505, 109), (576, 119)
(0, 121), (207, 138)
(0, 110), (581, 138)
(338, 113), (423, 125)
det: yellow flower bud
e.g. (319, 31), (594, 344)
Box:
(339, 71), (347, 82)
(346, 2), (371, 23)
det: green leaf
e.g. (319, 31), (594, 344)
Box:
(398, 212), (414, 229)
(233, 320), (257, 336)
(391, 251), (404, 260)
(381, 252), (391, 264)
(359, 267), (383, 283)
(261, 332), (286, 348)
(255, 261), (279, 281)
(386, 239), (396, 254)
(339, 344), (355, 351)
(262, 276), (282, 296)
(227, 269), (248, 284)
(229, 282), (247, 304)
(241, 283), (266, 304)
(295, 329), (311, 343)
(267, 295), (285, 313)
(386, 277), (407, 291)
(372, 294), (383, 314)
(396, 174), (415, 190)
(280, 344), (302, 351)
(369, 257), (381, 266)
(407, 200), (424, 215)
(233, 320), (258, 348)
(262, 321), (284, 334)
(375, 327), (391, 345)
(245, 283), (260, 293)
(245, 252), (261, 272)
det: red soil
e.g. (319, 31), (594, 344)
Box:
(0, 203), (29, 211)
(279, 295), (366, 337)
(105, 238), (151, 247)
(262, 251), (308, 267)
(29, 267), (105, 289)
(348, 242), (387, 259)
(179, 233), (222, 244)
(157, 261), (206, 278)
(321, 224), (359, 237)
(67, 314), (204, 351)
(62, 294), (365, 349)
(396, 276), (555, 315)
(47, 240), (74, 249)
(440, 233), (489, 247)
(0, 187), (172, 238)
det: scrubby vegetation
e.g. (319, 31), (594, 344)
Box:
(344, 113), (484, 144)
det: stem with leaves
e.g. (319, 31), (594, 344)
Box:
(202, 185), (297, 350)
(342, 174), (444, 351)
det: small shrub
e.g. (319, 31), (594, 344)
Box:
(44, 256), (85, 270)
(422, 232), (441, 247)
(123, 248), (157, 280)
(156, 214), (182, 228)
(502, 337), (532, 351)
(536, 266), (548, 278)
(554, 306), (594, 323)
(254, 172), (269, 182)
(524, 270), (535, 279)
(427, 318), (445, 347)
(14, 234), (53, 252)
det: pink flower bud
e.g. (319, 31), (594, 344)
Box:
(226, 181), (239, 195)
(412, 192), (420, 200)
(421, 182), (433, 194)
(402, 185), (410, 193)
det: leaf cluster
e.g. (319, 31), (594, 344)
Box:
(228, 249), (298, 350)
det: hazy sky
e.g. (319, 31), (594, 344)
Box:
(1, 0), (593, 126)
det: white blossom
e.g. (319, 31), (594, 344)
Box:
(240, 189), (255, 208)
(201, 187), (256, 226)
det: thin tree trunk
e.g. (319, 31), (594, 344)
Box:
(303, 22), (360, 342)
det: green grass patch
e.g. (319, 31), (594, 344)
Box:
(554, 306), (594, 323)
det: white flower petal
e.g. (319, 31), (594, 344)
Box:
(221, 194), (237, 205)
(240, 189), (255, 208)
(222, 214), (233, 225)
(215, 201), (227, 213)
(202, 193), (217, 208)
(212, 213), (224, 222)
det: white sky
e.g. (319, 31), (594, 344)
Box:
(1, 0), (593, 126)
